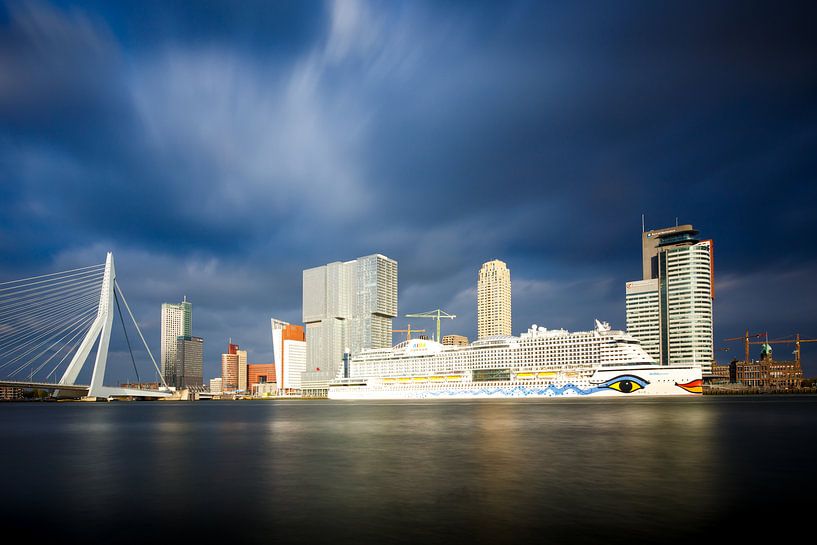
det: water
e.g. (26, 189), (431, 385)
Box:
(1, 397), (815, 543)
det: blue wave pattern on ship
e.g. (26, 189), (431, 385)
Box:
(419, 384), (602, 398)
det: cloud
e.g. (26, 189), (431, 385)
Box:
(1, 0), (817, 382)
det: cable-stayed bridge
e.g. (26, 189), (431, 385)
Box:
(0, 253), (171, 399)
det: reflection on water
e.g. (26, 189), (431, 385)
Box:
(0, 397), (815, 544)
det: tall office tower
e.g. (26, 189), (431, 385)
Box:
(477, 259), (512, 339)
(160, 297), (192, 386)
(237, 348), (248, 392)
(221, 342), (239, 392)
(625, 225), (714, 374)
(301, 254), (398, 396)
(624, 280), (661, 363)
(271, 319), (307, 394)
(174, 336), (204, 388)
(351, 254), (398, 354)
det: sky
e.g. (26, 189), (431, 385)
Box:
(1, 0), (816, 381)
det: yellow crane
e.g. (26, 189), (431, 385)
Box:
(404, 309), (456, 343)
(748, 333), (817, 367)
(392, 323), (426, 343)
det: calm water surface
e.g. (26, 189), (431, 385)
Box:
(1, 396), (815, 543)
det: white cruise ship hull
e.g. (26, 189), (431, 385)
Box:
(329, 365), (703, 400)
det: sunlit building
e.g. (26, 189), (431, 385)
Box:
(221, 342), (240, 392)
(478, 259), (512, 339)
(248, 363), (276, 394)
(301, 254), (397, 396)
(160, 296), (192, 387)
(626, 225), (714, 374)
(442, 334), (469, 346)
(271, 320), (306, 394)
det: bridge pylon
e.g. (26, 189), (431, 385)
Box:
(53, 252), (169, 399)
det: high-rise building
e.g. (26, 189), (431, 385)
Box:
(477, 260), (512, 339)
(237, 348), (248, 392)
(625, 279), (660, 362)
(271, 320), (306, 394)
(160, 297), (192, 387)
(442, 334), (469, 347)
(626, 224), (714, 374)
(175, 335), (204, 388)
(301, 254), (397, 396)
(221, 342), (239, 392)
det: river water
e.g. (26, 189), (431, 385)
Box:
(1, 396), (815, 543)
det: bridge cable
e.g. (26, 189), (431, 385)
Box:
(0, 263), (104, 287)
(114, 290), (140, 383)
(115, 280), (169, 389)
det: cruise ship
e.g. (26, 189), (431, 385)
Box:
(328, 320), (702, 399)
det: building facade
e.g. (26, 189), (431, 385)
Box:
(301, 254), (398, 395)
(442, 334), (469, 347)
(221, 342), (240, 392)
(209, 377), (223, 395)
(625, 279), (660, 363)
(160, 297), (192, 387)
(477, 259), (512, 339)
(626, 225), (714, 374)
(271, 320), (306, 394)
(248, 363), (276, 392)
(174, 335), (204, 388)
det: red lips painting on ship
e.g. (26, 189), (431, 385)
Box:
(675, 379), (703, 394)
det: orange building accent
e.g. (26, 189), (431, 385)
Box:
(281, 324), (304, 392)
(248, 364), (276, 389)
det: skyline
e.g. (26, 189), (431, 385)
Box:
(1, 0), (816, 379)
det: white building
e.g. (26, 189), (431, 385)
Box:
(625, 279), (660, 363)
(625, 226), (713, 374)
(209, 377), (223, 395)
(301, 254), (397, 395)
(477, 259), (512, 339)
(160, 297), (192, 387)
(271, 319), (307, 394)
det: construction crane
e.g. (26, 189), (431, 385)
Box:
(723, 330), (765, 363)
(404, 309), (456, 343)
(747, 333), (817, 367)
(392, 323), (426, 343)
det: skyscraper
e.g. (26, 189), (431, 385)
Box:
(271, 319), (306, 394)
(301, 253), (397, 396)
(221, 342), (239, 392)
(174, 335), (204, 388)
(477, 259), (512, 339)
(626, 224), (714, 374)
(160, 296), (192, 387)
(237, 348), (248, 392)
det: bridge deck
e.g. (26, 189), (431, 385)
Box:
(0, 380), (171, 398)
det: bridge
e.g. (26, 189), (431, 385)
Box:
(0, 253), (171, 399)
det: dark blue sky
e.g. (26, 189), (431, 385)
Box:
(1, 0), (816, 381)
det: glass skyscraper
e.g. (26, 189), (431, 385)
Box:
(160, 296), (192, 387)
(626, 225), (713, 374)
(301, 254), (397, 396)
